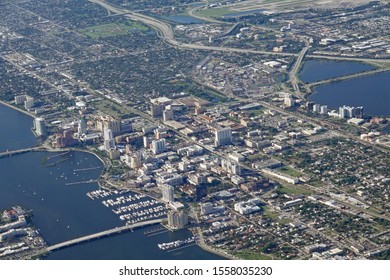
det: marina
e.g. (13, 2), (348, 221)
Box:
(86, 190), (167, 225)
(0, 102), (224, 260)
(158, 236), (198, 252)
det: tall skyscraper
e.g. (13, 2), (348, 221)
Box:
(14, 95), (27, 105)
(24, 97), (35, 110)
(33, 117), (46, 136)
(320, 105), (328, 115)
(103, 128), (115, 151)
(313, 104), (321, 113)
(215, 127), (232, 147)
(161, 184), (174, 203)
(284, 94), (294, 107)
(151, 139), (166, 155)
(339, 105), (364, 118)
(78, 117), (87, 136)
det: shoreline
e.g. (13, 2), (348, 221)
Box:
(0, 100), (36, 118)
(0, 103), (230, 261)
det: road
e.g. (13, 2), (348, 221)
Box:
(305, 67), (390, 89)
(46, 219), (164, 252)
(289, 38), (310, 97)
(89, 0), (390, 64)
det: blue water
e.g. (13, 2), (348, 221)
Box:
(309, 71), (390, 116)
(0, 104), (37, 152)
(0, 103), (224, 260)
(299, 60), (375, 83)
(160, 15), (203, 24)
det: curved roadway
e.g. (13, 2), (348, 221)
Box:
(90, 0), (390, 64)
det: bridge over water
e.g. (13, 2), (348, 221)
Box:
(305, 68), (390, 90)
(46, 219), (164, 252)
(0, 147), (43, 158)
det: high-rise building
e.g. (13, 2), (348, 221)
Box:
(339, 105), (364, 118)
(161, 184), (174, 203)
(78, 117), (87, 136)
(221, 159), (241, 175)
(129, 153), (142, 169)
(143, 136), (152, 148)
(24, 97), (35, 110)
(320, 105), (328, 115)
(215, 127), (232, 147)
(150, 97), (171, 118)
(339, 106), (347, 118)
(103, 128), (115, 151)
(120, 120), (133, 134)
(163, 109), (174, 121)
(14, 95), (27, 105)
(353, 106), (363, 118)
(201, 202), (214, 215)
(108, 149), (120, 160)
(167, 210), (188, 229)
(151, 139), (166, 154)
(284, 94), (294, 107)
(306, 101), (314, 112)
(313, 104), (321, 113)
(150, 104), (164, 118)
(106, 118), (121, 136)
(33, 117), (46, 136)
(96, 116), (121, 136)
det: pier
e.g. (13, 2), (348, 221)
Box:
(65, 180), (98, 186)
(46, 219), (164, 252)
(74, 166), (102, 172)
(46, 151), (70, 160)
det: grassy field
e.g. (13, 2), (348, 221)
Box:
(195, 0), (317, 19)
(80, 22), (148, 38)
(276, 166), (303, 178)
(247, 153), (264, 161)
(262, 205), (279, 220)
(92, 99), (135, 118)
(279, 185), (313, 195)
(195, 7), (233, 18)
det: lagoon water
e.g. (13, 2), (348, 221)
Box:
(300, 60), (390, 116)
(160, 15), (203, 24)
(0, 103), (223, 260)
(299, 60), (375, 83)
(0, 104), (37, 152)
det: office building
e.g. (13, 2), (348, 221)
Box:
(161, 184), (174, 203)
(97, 116), (121, 136)
(284, 94), (294, 107)
(120, 120), (133, 134)
(215, 127), (232, 147)
(151, 138), (166, 154)
(150, 96), (172, 118)
(103, 128), (115, 151)
(78, 117), (87, 136)
(201, 202), (214, 215)
(163, 109), (174, 121)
